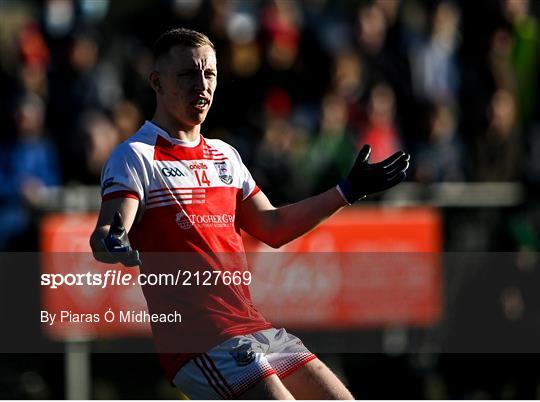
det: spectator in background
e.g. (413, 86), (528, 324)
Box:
(47, 30), (122, 182)
(474, 89), (522, 181)
(410, 1), (461, 103)
(251, 85), (308, 203)
(205, 4), (266, 150)
(302, 0), (352, 57)
(121, 43), (156, 119)
(355, 2), (416, 148)
(0, 92), (60, 250)
(76, 110), (120, 185)
(331, 49), (366, 135)
(17, 22), (50, 99)
(503, 0), (539, 129)
(304, 93), (356, 195)
(260, 0), (302, 73)
(356, 3), (388, 58)
(332, 49), (365, 102)
(251, 116), (308, 204)
(259, 0), (330, 105)
(489, 27), (516, 93)
(357, 83), (402, 162)
(112, 99), (143, 142)
(415, 102), (465, 183)
(67, 30), (122, 111)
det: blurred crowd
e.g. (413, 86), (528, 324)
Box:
(1, 1), (540, 399)
(0, 0), (539, 249)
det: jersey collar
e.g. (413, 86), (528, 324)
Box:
(144, 120), (202, 148)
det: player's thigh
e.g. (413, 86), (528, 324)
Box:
(239, 374), (294, 400)
(281, 358), (354, 400)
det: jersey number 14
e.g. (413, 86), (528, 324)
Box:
(195, 170), (211, 186)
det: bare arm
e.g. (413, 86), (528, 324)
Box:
(239, 145), (410, 248)
(90, 197), (139, 262)
(239, 187), (348, 249)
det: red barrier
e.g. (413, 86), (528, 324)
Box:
(40, 207), (441, 339)
(243, 207), (442, 328)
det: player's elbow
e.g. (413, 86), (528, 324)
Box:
(264, 236), (287, 249)
(266, 240), (281, 249)
(248, 232), (284, 249)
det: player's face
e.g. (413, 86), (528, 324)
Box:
(157, 45), (217, 130)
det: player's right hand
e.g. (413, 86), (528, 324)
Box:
(102, 211), (141, 267)
(337, 144), (410, 204)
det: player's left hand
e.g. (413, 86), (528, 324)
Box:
(337, 144), (410, 204)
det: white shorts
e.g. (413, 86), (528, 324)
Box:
(172, 328), (316, 399)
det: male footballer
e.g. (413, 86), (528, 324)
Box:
(90, 28), (409, 399)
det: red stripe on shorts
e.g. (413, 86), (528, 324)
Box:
(197, 356), (233, 399)
(203, 354), (236, 397)
(278, 353), (317, 379)
(193, 357), (228, 399)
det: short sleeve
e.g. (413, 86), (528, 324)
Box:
(225, 142), (259, 200)
(241, 163), (260, 200)
(101, 145), (145, 203)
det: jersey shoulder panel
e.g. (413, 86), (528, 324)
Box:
(203, 138), (242, 163)
(121, 126), (159, 162)
(101, 127), (158, 202)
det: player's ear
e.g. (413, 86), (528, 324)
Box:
(149, 70), (162, 94)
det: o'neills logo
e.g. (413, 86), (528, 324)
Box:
(176, 211), (235, 230)
(189, 162), (207, 170)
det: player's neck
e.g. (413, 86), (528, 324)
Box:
(150, 113), (200, 142)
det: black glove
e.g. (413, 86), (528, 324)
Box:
(337, 144), (410, 204)
(102, 211), (141, 267)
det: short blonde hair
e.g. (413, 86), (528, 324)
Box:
(153, 27), (215, 61)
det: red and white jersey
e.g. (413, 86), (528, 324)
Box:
(101, 121), (271, 381)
